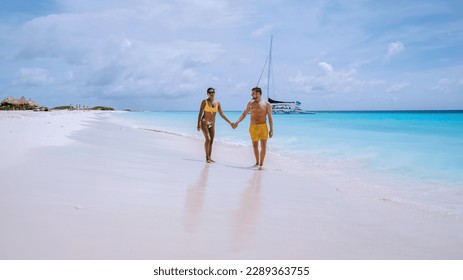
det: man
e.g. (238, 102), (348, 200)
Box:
(233, 87), (273, 170)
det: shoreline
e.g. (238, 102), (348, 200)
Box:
(117, 111), (463, 221)
(1, 111), (462, 259)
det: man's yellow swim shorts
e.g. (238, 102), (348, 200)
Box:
(249, 123), (269, 141)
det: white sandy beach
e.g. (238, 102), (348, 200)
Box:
(1, 110), (462, 260)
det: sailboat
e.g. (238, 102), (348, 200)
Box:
(258, 36), (314, 114)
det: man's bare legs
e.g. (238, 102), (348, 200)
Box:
(259, 139), (267, 168)
(252, 139), (267, 169)
(252, 141), (259, 166)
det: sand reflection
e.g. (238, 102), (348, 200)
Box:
(184, 164), (210, 232)
(231, 170), (263, 251)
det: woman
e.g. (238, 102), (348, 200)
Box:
(197, 87), (233, 163)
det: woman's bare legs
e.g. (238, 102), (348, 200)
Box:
(201, 121), (215, 163)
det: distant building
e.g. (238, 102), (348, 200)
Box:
(1, 96), (39, 110)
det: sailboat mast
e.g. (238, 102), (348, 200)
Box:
(266, 35), (273, 100)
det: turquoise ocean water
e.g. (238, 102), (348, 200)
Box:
(117, 110), (463, 218)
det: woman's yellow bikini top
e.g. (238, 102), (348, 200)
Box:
(204, 99), (218, 113)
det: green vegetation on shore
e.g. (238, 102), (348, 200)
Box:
(50, 105), (115, 111)
(91, 106), (114, 111)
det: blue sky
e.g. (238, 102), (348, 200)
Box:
(1, 0), (462, 110)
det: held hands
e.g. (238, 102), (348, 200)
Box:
(231, 122), (238, 129)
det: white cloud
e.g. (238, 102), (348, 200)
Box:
(387, 82), (409, 93)
(430, 78), (459, 94)
(289, 62), (382, 94)
(385, 41), (405, 61)
(12, 7), (228, 99)
(318, 62), (333, 73)
(13, 68), (54, 86)
(251, 24), (273, 37)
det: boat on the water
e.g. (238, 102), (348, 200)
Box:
(259, 36), (314, 114)
(268, 98), (313, 114)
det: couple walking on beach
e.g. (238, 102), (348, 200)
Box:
(197, 87), (273, 170)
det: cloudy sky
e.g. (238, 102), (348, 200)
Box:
(1, 0), (462, 111)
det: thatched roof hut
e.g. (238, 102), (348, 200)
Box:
(28, 99), (39, 107)
(1, 96), (39, 110)
(2, 96), (18, 105)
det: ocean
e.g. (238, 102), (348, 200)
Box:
(116, 110), (463, 218)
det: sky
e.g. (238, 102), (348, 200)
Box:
(0, 0), (462, 111)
